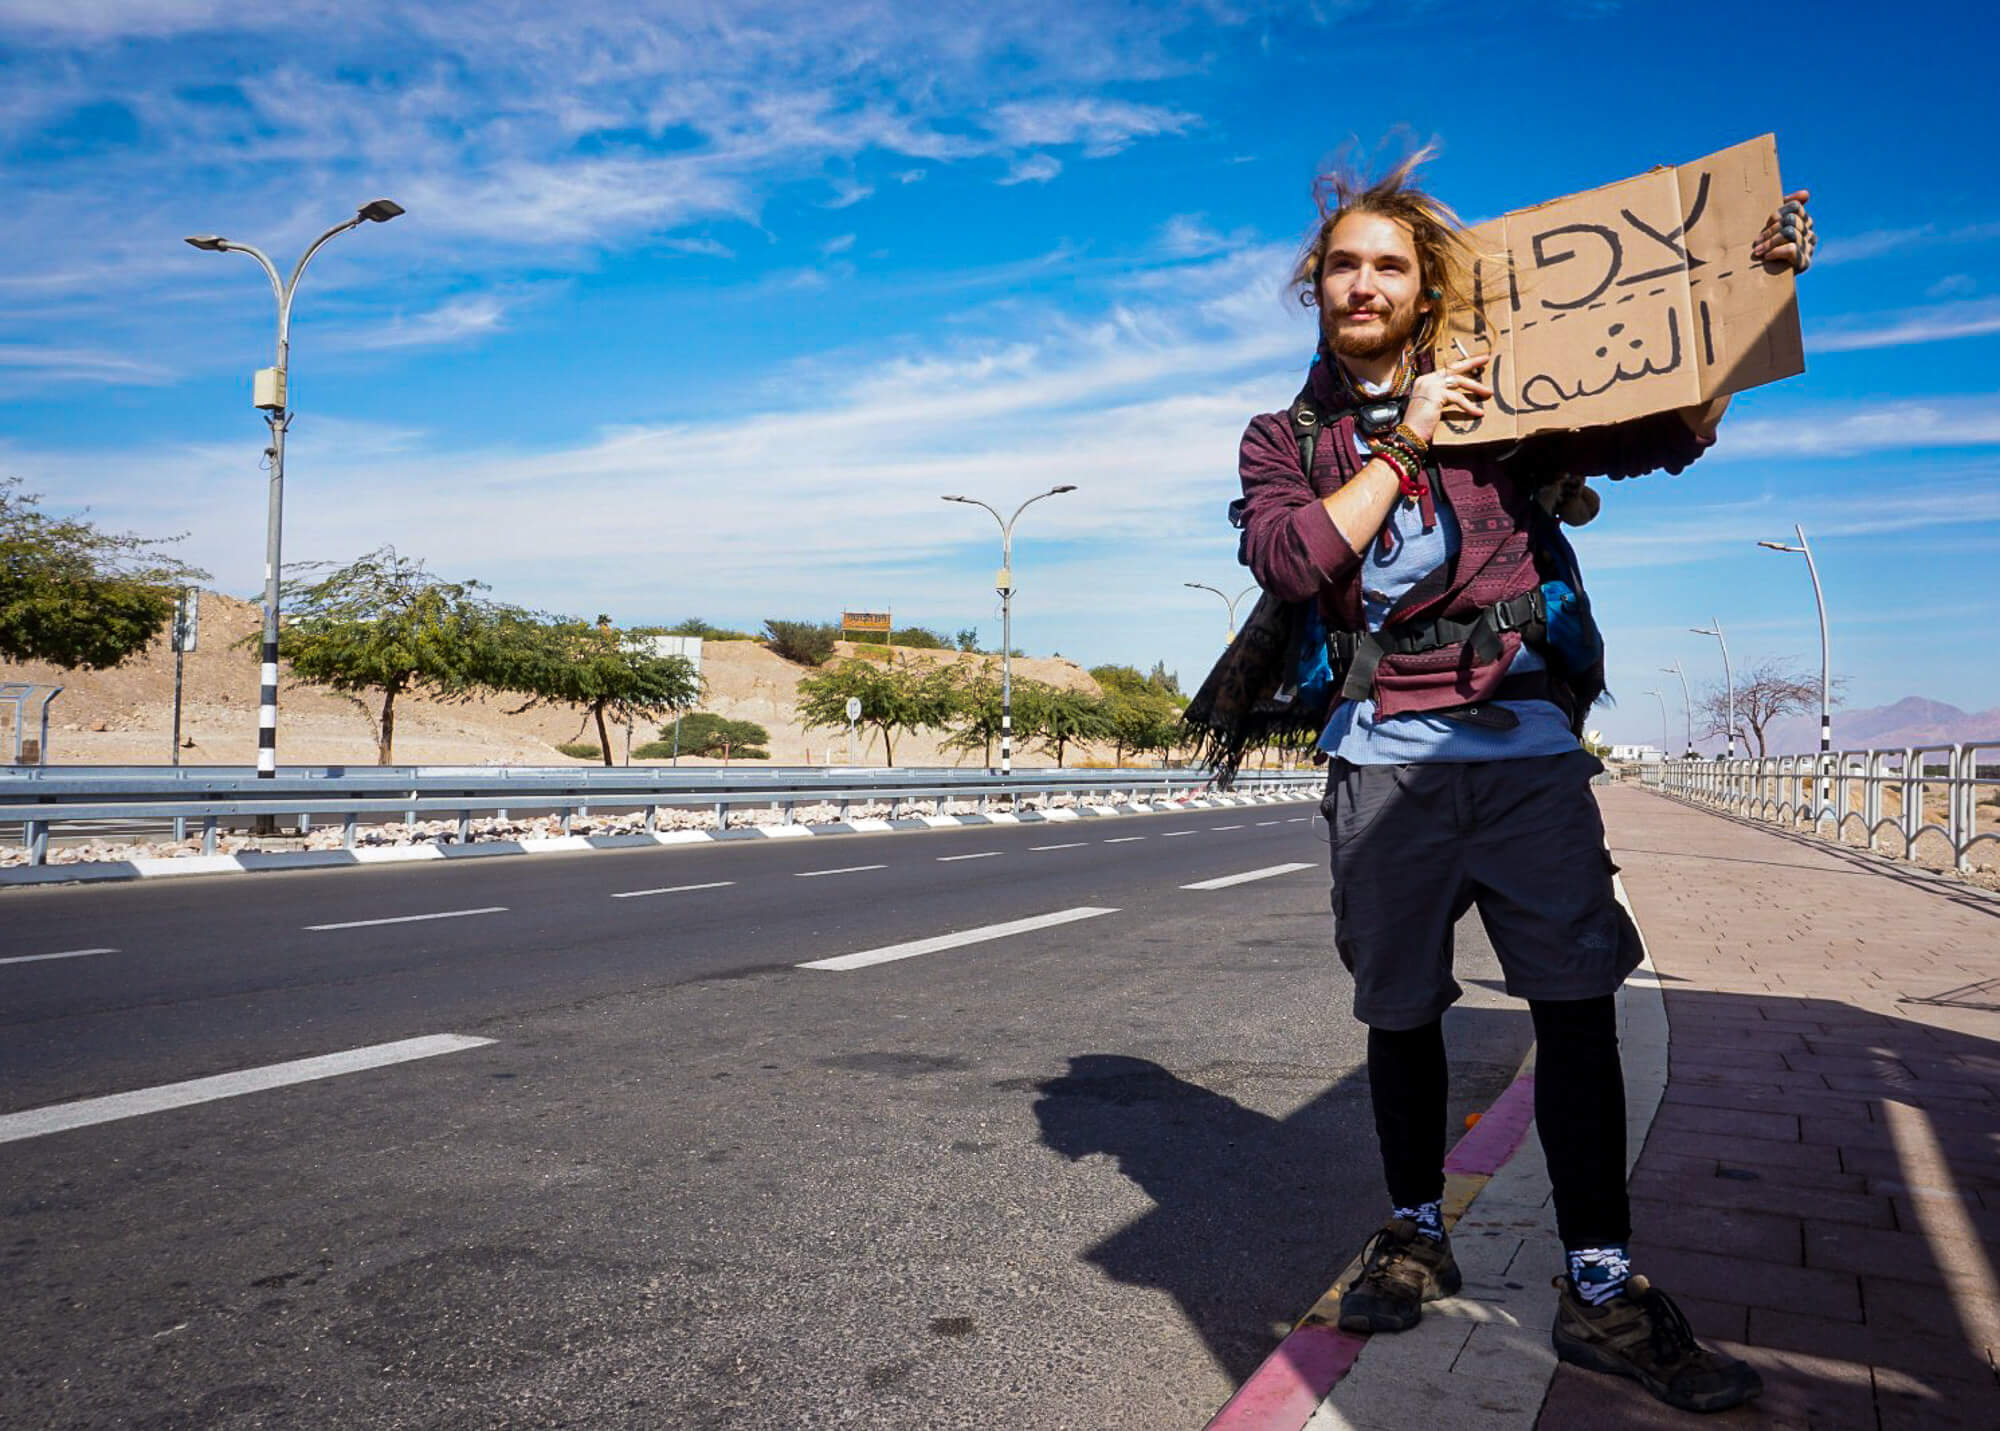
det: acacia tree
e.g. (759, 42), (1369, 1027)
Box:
(1697, 658), (1846, 757)
(1028, 684), (1110, 766)
(498, 614), (702, 766)
(273, 547), (495, 764)
(0, 477), (208, 670)
(796, 656), (958, 766)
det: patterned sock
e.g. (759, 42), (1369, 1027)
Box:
(1391, 1201), (1445, 1243)
(1567, 1245), (1633, 1305)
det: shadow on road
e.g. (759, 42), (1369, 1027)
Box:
(1030, 1006), (1528, 1383)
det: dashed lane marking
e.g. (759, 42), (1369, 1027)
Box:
(0, 948), (115, 967)
(1029, 842), (1087, 851)
(609, 882), (735, 899)
(305, 906), (508, 931)
(1181, 862), (1316, 891)
(937, 851), (1001, 862)
(794, 865), (887, 878)
(1288, 817), (1310, 823)
(798, 907), (1119, 972)
(1102, 836), (1146, 844)
(0, 1034), (496, 1145)
(1161, 831), (1197, 838)
(1211, 824), (1245, 831)
(1256, 820), (1281, 826)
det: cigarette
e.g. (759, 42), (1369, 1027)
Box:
(1452, 339), (1469, 359)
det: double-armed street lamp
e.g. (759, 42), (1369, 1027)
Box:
(185, 198), (405, 778)
(1184, 582), (1256, 644)
(1659, 662), (1695, 759)
(941, 485), (1077, 775)
(1689, 619), (1736, 759)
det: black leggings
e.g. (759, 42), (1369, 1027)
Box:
(1368, 995), (1630, 1249)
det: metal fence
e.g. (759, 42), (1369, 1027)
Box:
(1640, 743), (2000, 875)
(0, 766), (1321, 867)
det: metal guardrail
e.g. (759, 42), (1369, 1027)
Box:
(0, 767), (1320, 867)
(1639, 743), (2000, 875)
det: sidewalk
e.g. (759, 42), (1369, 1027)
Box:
(1537, 785), (2000, 1427)
(1235, 783), (1999, 1430)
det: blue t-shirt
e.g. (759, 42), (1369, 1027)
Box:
(1319, 430), (1579, 765)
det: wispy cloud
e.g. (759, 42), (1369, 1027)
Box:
(1706, 396), (2000, 459)
(1815, 219), (2000, 267)
(999, 154), (1063, 186)
(1807, 298), (2000, 354)
(0, 343), (172, 385)
(341, 295), (511, 350)
(988, 97), (1197, 157)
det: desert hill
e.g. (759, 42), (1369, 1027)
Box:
(1, 590), (1115, 768)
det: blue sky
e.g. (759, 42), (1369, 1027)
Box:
(5, 0), (1998, 752)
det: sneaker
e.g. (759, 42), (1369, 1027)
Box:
(1551, 1273), (1764, 1413)
(1336, 1217), (1462, 1333)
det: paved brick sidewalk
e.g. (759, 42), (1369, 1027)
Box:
(1537, 785), (2000, 1429)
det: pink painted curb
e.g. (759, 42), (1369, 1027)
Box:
(1204, 1324), (1367, 1431)
(1202, 1066), (1540, 1431)
(1443, 1070), (1536, 1176)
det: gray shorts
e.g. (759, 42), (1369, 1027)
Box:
(1320, 749), (1641, 1030)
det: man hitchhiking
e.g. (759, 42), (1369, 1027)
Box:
(1226, 151), (1813, 1414)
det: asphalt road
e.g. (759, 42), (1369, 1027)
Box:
(2, 802), (1534, 1430)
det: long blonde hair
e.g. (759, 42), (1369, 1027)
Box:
(1291, 145), (1482, 353)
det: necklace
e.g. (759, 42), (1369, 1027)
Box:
(1330, 345), (1414, 406)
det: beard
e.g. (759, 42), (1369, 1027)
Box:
(1322, 299), (1422, 361)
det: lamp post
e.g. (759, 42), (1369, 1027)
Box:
(1689, 619), (1735, 759)
(1759, 524), (1832, 780)
(1659, 662), (1694, 759)
(1644, 688), (1669, 760)
(942, 485), (1077, 775)
(1184, 582), (1257, 644)
(185, 198), (404, 779)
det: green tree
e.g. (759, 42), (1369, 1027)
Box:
(0, 477), (208, 670)
(497, 613), (702, 767)
(1026, 684), (1109, 766)
(939, 666), (1007, 766)
(954, 627), (980, 653)
(796, 657), (958, 766)
(763, 618), (839, 666)
(638, 712), (770, 762)
(272, 547), (495, 765)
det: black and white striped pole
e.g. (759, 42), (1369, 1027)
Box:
(186, 200), (404, 783)
(1760, 525), (1833, 815)
(942, 485), (1077, 776)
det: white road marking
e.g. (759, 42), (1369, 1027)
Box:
(1, 947), (115, 967)
(795, 865), (887, 879)
(1162, 831), (1197, 838)
(1211, 824), (1245, 831)
(800, 907), (1118, 972)
(1102, 836), (1147, 844)
(1288, 817), (1310, 823)
(306, 906), (508, 931)
(1256, 820), (1281, 826)
(609, 882), (735, 899)
(1029, 842), (1087, 851)
(0, 1034), (496, 1145)
(1181, 862), (1317, 891)
(937, 851), (1001, 862)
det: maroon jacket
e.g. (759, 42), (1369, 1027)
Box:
(1236, 357), (1714, 717)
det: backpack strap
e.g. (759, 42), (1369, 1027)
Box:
(1288, 397), (1321, 483)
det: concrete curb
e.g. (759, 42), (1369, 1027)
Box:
(1205, 874), (1673, 1431)
(1, 791), (1316, 889)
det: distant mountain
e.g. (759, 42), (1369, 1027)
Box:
(1761, 697), (2000, 755)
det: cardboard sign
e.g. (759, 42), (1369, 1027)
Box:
(1434, 135), (1803, 445)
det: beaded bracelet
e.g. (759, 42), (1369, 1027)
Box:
(1390, 421), (1430, 456)
(1371, 439), (1429, 500)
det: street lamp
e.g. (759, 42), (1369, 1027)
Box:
(1659, 662), (1694, 759)
(941, 485), (1077, 775)
(185, 198), (404, 779)
(1758, 525), (1832, 765)
(1689, 619), (1735, 759)
(1644, 688), (1669, 760)
(1184, 582), (1257, 644)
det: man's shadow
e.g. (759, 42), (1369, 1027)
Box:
(1031, 1007), (1528, 1381)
